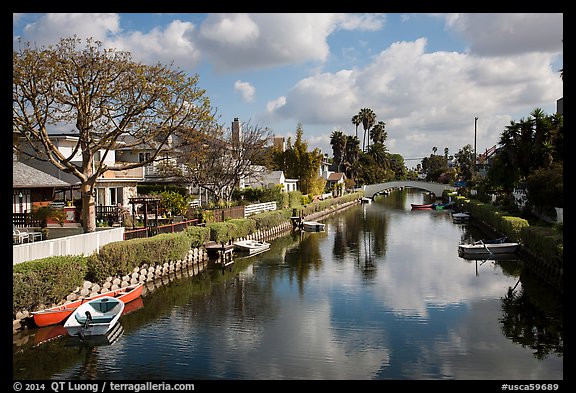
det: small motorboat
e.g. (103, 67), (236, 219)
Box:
(233, 239), (271, 255)
(64, 296), (125, 337)
(302, 221), (325, 232)
(32, 282), (144, 328)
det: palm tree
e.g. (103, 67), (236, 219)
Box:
(351, 114), (362, 140)
(358, 108), (376, 153)
(367, 143), (388, 167)
(344, 135), (360, 181)
(370, 121), (387, 145)
(330, 130), (347, 172)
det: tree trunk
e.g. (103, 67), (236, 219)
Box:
(81, 183), (97, 233)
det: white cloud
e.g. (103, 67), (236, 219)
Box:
(17, 13), (120, 48)
(268, 36), (562, 158)
(234, 80), (256, 102)
(107, 19), (200, 67)
(444, 13), (563, 56)
(195, 13), (383, 72)
(266, 96), (286, 113)
(198, 13), (259, 45)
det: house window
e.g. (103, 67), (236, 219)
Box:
(110, 187), (124, 206)
(139, 152), (151, 163)
(13, 189), (31, 213)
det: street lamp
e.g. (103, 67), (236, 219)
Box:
(473, 117), (478, 175)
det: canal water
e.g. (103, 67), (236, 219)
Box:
(13, 188), (563, 381)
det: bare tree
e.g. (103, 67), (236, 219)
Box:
(13, 36), (216, 233)
(181, 120), (272, 205)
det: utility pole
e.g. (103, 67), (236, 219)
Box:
(473, 116), (478, 175)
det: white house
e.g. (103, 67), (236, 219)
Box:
(326, 172), (347, 196)
(17, 134), (142, 209)
(242, 167), (298, 193)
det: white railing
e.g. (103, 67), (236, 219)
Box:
(244, 202), (277, 217)
(12, 227), (125, 265)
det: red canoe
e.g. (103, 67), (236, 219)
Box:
(31, 282), (144, 328)
(411, 203), (434, 209)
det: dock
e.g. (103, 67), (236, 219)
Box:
(204, 241), (234, 257)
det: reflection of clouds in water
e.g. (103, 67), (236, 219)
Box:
(406, 301), (563, 380)
(318, 210), (518, 320)
(217, 298), (390, 379)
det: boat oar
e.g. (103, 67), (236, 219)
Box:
(478, 240), (496, 258)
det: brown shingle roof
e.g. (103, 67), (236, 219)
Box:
(327, 172), (345, 181)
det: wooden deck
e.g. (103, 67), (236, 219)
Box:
(204, 241), (234, 256)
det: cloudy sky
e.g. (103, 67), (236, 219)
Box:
(13, 13), (563, 166)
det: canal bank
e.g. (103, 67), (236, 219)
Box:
(456, 202), (563, 293)
(13, 197), (362, 334)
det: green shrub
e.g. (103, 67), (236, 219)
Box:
(250, 209), (291, 231)
(13, 255), (87, 313)
(226, 218), (257, 238)
(207, 221), (237, 244)
(184, 226), (210, 248)
(86, 232), (190, 282)
(520, 226), (563, 267)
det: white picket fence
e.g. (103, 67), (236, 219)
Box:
(244, 202), (277, 217)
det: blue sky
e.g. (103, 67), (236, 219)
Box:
(13, 13), (563, 166)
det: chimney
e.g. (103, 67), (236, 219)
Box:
(232, 118), (241, 147)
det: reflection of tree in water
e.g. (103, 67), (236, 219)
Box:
(285, 231), (325, 295)
(500, 268), (563, 360)
(342, 205), (388, 279)
(332, 204), (389, 280)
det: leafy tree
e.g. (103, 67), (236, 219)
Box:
(13, 36), (215, 233)
(453, 144), (475, 181)
(158, 190), (190, 217)
(181, 120), (271, 204)
(274, 124), (324, 195)
(421, 154), (448, 182)
(387, 153), (407, 180)
(524, 162), (563, 215)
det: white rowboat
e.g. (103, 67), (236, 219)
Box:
(64, 296), (124, 337)
(458, 241), (519, 257)
(233, 239), (271, 255)
(302, 221), (325, 232)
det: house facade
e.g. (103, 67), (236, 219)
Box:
(326, 172), (347, 197)
(241, 168), (298, 193)
(15, 119), (297, 214)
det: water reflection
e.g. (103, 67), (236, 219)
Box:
(13, 188), (562, 380)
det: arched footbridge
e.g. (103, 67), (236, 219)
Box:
(362, 181), (457, 199)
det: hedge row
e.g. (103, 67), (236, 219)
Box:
(300, 191), (364, 216)
(455, 196), (562, 262)
(87, 226), (210, 282)
(13, 255), (87, 313)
